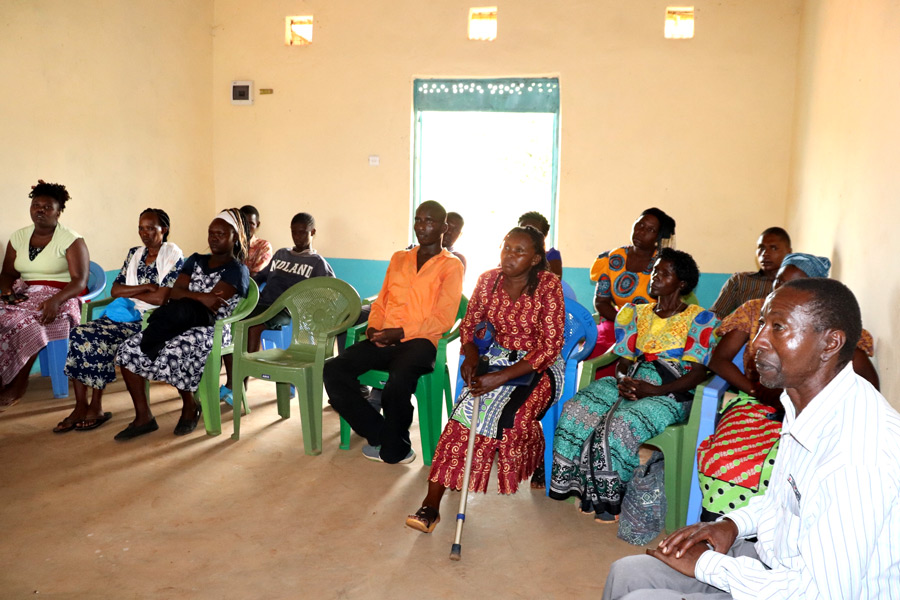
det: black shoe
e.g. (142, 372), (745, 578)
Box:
(174, 410), (201, 436)
(114, 418), (159, 441)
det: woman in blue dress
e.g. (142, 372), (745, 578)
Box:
(114, 209), (249, 440)
(55, 209), (184, 433)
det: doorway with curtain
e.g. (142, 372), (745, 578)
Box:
(412, 78), (561, 295)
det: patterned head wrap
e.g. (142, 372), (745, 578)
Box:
(780, 253), (831, 278)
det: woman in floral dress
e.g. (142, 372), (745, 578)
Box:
(113, 209), (249, 440)
(55, 209), (183, 433)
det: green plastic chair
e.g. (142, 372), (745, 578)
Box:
(193, 280), (260, 436)
(231, 278), (361, 453)
(138, 280), (259, 435)
(339, 295), (468, 466)
(577, 352), (709, 533)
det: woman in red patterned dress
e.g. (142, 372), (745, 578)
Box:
(405, 226), (565, 533)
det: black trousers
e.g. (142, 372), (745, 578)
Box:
(324, 338), (436, 463)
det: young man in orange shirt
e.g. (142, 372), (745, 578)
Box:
(324, 201), (464, 464)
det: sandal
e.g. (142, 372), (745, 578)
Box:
(0, 397), (20, 412)
(53, 418), (79, 434)
(75, 412), (113, 431)
(219, 385), (233, 407)
(405, 506), (440, 533)
(594, 511), (619, 524)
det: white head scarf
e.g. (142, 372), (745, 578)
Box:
(213, 209), (249, 261)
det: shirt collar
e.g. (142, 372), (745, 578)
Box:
(780, 362), (856, 452)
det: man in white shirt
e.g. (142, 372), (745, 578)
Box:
(603, 278), (900, 599)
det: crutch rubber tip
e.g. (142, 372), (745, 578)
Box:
(449, 544), (462, 561)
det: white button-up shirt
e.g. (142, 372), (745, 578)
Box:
(694, 362), (900, 599)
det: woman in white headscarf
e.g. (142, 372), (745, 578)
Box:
(54, 209), (184, 433)
(113, 209), (250, 441)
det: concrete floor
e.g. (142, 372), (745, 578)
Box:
(0, 374), (655, 599)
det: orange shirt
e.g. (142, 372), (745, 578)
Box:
(368, 247), (464, 347)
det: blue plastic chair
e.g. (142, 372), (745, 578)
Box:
(541, 298), (598, 491)
(685, 345), (745, 525)
(38, 261), (107, 398)
(260, 325), (290, 350)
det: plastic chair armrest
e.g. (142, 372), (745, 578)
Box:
(84, 296), (115, 321)
(578, 352), (619, 390)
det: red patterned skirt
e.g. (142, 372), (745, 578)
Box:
(0, 282), (81, 385)
(428, 371), (553, 494)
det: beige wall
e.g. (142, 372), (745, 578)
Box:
(0, 0), (215, 269)
(212, 0), (802, 272)
(788, 0), (900, 404)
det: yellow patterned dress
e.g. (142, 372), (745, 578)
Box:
(549, 302), (719, 517)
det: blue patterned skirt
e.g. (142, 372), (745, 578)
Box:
(64, 316), (142, 389)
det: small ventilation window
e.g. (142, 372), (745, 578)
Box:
(665, 7), (694, 39)
(285, 16), (313, 46)
(468, 7), (497, 41)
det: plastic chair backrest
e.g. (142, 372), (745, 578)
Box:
(82, 261), (107, 302)
(561, 298), (598, 366)
(280, 278), (363, 348)
(225, 279), (260, 329)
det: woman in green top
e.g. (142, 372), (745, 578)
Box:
(0, 181), (89, 410)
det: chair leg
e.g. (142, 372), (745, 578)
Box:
(276, 382), (292, 419)
(38, 345), (50, 377)
(197, 365), (222, 437)
(416, 378), (439, 467)
(339, 417), (351, 450)
(295, 370), (322, 455)
(541, 404), (561, 495)
(232, 374), (246, 441)
(45, 339), (70, 399)
(443, 365), (453, 418)
(662, 448), (682, 534)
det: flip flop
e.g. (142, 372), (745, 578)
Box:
(53, 418), (79, 434)
(0, 398), (20, 412)
(219, 385), (233, 407)
(75, 412), (113, 431)
(405, 506), (440, 533)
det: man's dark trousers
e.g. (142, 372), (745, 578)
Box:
(324, 338), (436, 463)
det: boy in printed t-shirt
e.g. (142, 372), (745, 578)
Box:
(220, 212), (334, 404)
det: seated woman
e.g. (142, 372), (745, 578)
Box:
(697, 252), (879, 520)
(54, 209), (184, 433)
(549, 248), (719, 522)
(589, 207), (677, 360)
(113, 209), (250, 440)
(0, 180), (89, 410)
(405, 226), (565, 533)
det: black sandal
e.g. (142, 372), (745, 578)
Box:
(405, 506), (440, 533)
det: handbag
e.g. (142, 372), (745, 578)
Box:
(617, 451), (667, 546)
(103, 297), (141, 323)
